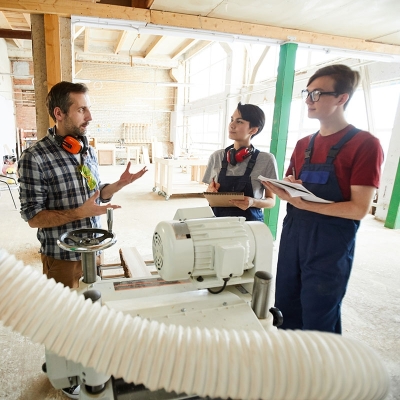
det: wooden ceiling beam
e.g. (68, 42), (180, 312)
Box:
(0, 28), (31, 39)
(22, 12), (30, 25)
(0, 11), (27, 47)
(171, 39), (197, 60)
(73, 25), (85, 40)
(131, 0), (154, 9)
(144, 35), (163, 58)
(114, 29), (127, 53)
(12, 38), (24, 48)
(183, 40), (212, 61)
(0, 0), (399, 56)
(0, 0), (150, 19)
(84, 27), (90, 52)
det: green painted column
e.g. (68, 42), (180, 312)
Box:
(264, 42), (298, 239)
(384, 157), (400, 229)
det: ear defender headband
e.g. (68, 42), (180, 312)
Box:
(54, 132), (88, 155)
(227, 146), (254, 166)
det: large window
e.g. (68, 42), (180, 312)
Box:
(188, 43), (227, 102)
(182, 41), (400, 168)
(369, 83), (400, 155)
(185, 111), (223, 156)
(248, 44), (280, 83)
(295, 48), (345, 71)
(251, 102), (274, 152)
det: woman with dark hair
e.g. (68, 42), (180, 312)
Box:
(202, 102), (278, 222)
(261, 64), (384, 333)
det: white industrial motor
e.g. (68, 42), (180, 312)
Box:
(152, 209), (273, 288)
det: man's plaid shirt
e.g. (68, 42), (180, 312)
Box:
(18, 131), (110, 261)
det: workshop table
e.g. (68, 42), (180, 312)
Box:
(153, 157), (208, 200)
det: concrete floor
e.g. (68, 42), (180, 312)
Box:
(1, 163), (399, 400)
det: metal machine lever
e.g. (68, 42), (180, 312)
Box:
(251, 270), (273, 319)
(107, 208), (113, 233)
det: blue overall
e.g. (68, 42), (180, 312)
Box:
(213, 146), (263, 222)
(275, 127), (360, 333)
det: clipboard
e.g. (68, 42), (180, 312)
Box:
(203, 192), (244, 207)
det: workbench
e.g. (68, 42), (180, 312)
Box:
(153, 157), (208, 200)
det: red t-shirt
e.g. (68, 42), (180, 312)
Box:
(286, 125), (384, 200)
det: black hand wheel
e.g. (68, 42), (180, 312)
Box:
(58, 228), (117, 253)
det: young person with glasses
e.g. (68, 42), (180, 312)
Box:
(261, 64), (384, 333)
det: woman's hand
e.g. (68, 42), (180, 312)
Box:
(229, 196), (254, 210)
(206, 178), (220, 192)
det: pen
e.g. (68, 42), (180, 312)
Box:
(292, 167), (296, 179)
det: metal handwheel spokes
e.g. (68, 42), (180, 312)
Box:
(58, 228), (117, 253)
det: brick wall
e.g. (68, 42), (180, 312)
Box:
(12, 61), (175, 156)
(77, 63), (175, 147)
(15, 102), (36, 130)
(13, 61), (36, 131)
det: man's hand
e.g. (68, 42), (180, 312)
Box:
(261, 177), (375, 220)
(284, 174), (303, 184)
(261, 181), (306, 208)
(101, 163), (148, 199)
(119, 162), (148, 187)
(80, 190), (121, 217)
(260, 175), (303, 203)
(28, 190), (121, 229)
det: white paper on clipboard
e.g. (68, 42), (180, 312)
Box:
(258, 175), (333, 204)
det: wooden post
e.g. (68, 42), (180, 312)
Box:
(31, 14), (49, 140)
(44, 14), (62, 127)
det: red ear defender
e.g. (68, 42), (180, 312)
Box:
(227, 146), (253, 166)
(61, 136), (84, 154)
(55, 134), (88, 154)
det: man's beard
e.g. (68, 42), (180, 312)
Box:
(66, 120), (88, 137)
(73, 127), (87, 137)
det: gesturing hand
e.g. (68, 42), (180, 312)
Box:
(80, 190), (121, 217)
(119, 162), (148, 187)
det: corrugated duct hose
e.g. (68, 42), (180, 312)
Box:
(0, 249), (390, 400)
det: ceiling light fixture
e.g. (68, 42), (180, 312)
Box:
(71, 16), (400, 63)
(71, 16), (145, 32)
(156, 82), (194, 87)
(318, 46), (398, 62)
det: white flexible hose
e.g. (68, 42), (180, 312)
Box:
(0, 249), (390, 400)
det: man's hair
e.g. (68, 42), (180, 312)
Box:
(237, 102), (265, 138)
(307, 64), (360, 109)
(46, 81), (89, 122)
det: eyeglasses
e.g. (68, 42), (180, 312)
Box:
(301, 89), (338, 102)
